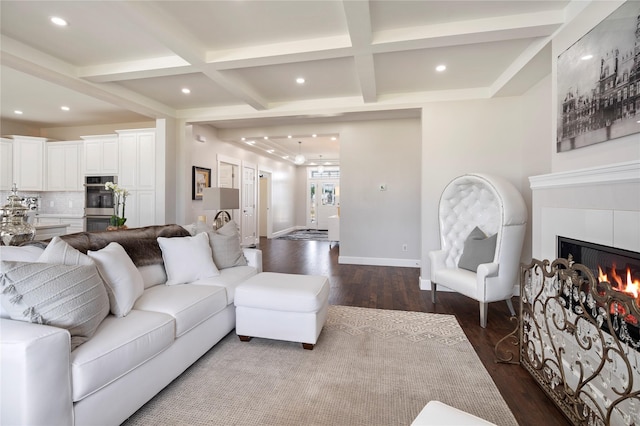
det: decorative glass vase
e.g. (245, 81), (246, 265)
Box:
(0, 184), (36, 246)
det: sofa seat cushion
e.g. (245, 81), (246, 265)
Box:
(192, 266), (258, 304)
(433, 268), (478, 298)
(71, 309), (174, 402)
(133, 284), (228, 337)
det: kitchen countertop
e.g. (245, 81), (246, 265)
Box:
(34, 223), (71, 230)
(35, 213), (85, 219)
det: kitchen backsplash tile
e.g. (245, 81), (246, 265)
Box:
(0, 191), (84, 215)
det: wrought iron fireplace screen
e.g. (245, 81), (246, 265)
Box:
(497, 258), (640, 425)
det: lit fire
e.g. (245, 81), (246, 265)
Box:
(598, 263), (640, 298)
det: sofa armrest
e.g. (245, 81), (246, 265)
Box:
(1, 319), (74, 426)
(243, 248), (263, 273)
(476, 262), (499, 280)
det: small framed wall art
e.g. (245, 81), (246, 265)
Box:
(192, 166), (211, 200)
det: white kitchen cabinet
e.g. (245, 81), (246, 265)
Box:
(0, 138), (13, 190)
(12, 136), (45, 191)
(46, 141), (83, 191)
(60, 218), (84, 234)
(35, 216), (84, 235)
(82, 135), (118, 175)
(117, 129), (155, 190)
(123, 190), (155, 228)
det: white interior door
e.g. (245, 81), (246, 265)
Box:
(241, 163), (257, 246)
(317, 181), (338, 229)
(259, 172), (271, 238)
(307, 175), (339, 230)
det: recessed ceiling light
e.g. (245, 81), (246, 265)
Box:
(61, 106), (70, 111)
(181, 88), (191, 94)
(331, 137), (337, 141)
(266, 149), (275, 154)
(263, 136), (268, 140)
(241, 137), (246, 141)
(287, 135), (292, 138)
(296, 77), (305, 84)
(50, 16), (68, 26)
(14, 110), (23, 115)
(436, 65), (446, 72)
(312, 134), (317, 138)
(581, 54), (593, 61)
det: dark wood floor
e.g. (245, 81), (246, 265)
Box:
(257, 237), (570, 426)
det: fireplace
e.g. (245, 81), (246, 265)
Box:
(559, 237), (640, 346)
(513, 161), (640, 425)
(558, 237), (640, 294)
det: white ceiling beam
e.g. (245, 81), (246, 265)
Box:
(114, 1), (208, 66)
(79, 56), (193, 83)
(489, 37), (552, 97)
(373, 10), (564, 52)
(202, 68), (269, 111)
(208, 36), (353, 67)
(115, 0), (268, 110)
(342, 0), (377, 103)
(0, 36), (175, 119)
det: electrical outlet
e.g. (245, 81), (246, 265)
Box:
(379, 184), (387, 191)
(402, 244), (408, 252)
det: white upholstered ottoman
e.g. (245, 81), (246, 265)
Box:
(234, 272), (330, 349)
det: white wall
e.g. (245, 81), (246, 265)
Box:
(420, 95), (548, 287)
(339, 118), (422, 266)
(217, 118), (423, 267)
(1, 119), (41, 137)
(186, 124), (297, 232)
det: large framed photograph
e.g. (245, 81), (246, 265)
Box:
(556, 2), (640, 152)
(192, 166), (211, 200)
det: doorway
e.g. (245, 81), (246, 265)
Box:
(258, 171), (272, 238)
(241, 162), (257, 246)
(306, 168), (339, 230)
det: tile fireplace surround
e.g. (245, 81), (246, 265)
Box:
(519, 160), (640, 424)
(530, 160), (640, 263)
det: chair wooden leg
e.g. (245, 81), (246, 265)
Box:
(479, 302), (488, 328)
(431, 282), (437, 304)
(505, 298), (516, 316)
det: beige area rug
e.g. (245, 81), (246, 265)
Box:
(122, 306), (517, 426)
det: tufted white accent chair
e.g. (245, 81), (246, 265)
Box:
(429, 174), (527, 328)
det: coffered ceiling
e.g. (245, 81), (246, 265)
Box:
(1, 0), (574, 162)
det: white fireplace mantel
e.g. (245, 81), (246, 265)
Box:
(530, 160), (640, 189)
(530, 160), (640, 262)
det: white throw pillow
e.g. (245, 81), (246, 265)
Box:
(88, 242), (144, 317)
(38, 236), (94, 266)
(0, 261), (110, 350)
(207, 221), (247, 269)
(157, 232), (220, 285)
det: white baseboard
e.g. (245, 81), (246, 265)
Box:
(339, 256), (421, 268)
(270, 227), (298, 238)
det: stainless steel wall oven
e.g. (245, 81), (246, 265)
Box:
(85, 176), (116, 232)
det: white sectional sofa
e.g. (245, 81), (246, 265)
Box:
(0, 223), (262, 426)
